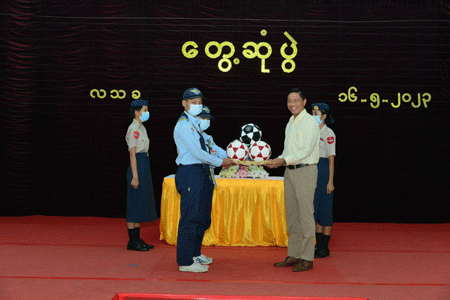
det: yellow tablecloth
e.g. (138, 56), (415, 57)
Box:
(159, 176), (288, 247)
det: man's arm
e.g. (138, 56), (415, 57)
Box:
(175, 123), (224, 167)
(207, 136), (228, 159)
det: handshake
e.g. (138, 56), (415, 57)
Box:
(266, 158), (286, 169)
(221, 158), (237, 167)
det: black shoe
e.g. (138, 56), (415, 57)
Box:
(127, 240), (150, 251)
(139, 239), (154, 250)
(315, 248), (330, 258)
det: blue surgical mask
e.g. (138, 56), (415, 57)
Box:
(199, 119), (210, 131)
(140, 111), (150, 122)
(314, 115), (322, 125)
(188, 104), (203, 116)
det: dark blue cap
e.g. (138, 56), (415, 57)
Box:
(183, 88), (206, 100)
(130, 99), (148, 107)
(312, 103), (330, 111)
(198, 106), (215, 120)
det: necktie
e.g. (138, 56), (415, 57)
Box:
(203, 138), (217, 187)
(183, 113), (217, 187)
(199, 133), (207, 151)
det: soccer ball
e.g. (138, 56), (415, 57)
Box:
(240, 123), (262, 145)
(249, 141), (272, 162)
(226, 139), (249, 161)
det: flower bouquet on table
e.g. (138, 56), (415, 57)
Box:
(219, 164), (270, 179)
(247, 164), (269, 179)
(220, 132), (272, 179)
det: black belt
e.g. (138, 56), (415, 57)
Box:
(287, 163), (316, 169)
(180, 163), (210, 169)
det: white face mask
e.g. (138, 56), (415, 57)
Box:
(314, 115), (322, 125)
(188, 104), (203, 116)
(199, 119), (210, 131)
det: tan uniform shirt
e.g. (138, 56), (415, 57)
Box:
(279, 109), (320, 165)
(319, 125), (336, 158)
(125, 119), (149, 153)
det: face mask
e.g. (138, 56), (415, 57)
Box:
(140, 111), (150, 122)
(199, 119), (210, 131)
(188, 104), (202, 116)
(314, 115), (322, 125)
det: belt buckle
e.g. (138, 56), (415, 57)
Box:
(289, 164), (306, 169)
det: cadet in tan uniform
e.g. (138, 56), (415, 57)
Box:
(311, 102), (336, 258)
(125, 99), (157, 251)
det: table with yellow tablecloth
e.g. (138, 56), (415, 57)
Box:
(159, 175), (288, 247)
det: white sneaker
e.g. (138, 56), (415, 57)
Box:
(194, 254), (213, 265)
(179, 261), (208, 273)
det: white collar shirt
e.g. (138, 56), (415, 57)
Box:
(279, 109), (320, 165)
(319, 125), (336, 158)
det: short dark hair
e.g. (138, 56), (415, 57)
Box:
(130, 106), (142, 118)
(317, 109), (335, 126)
(323, 110), (335, 125)
(287, 88), (307, 100)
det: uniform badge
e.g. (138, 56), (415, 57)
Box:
(134, 131), (140, 139)
(327, 137), (334, 144)
(314, 106), (319, 110)
(191, 88), (201, 95)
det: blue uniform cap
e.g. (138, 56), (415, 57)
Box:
(312, 102), (334, 125)
(312, 102), (330, 111)
(183, 88), (206, 100)
(198, 106), (215, 120)
(131, 99), (148, 107)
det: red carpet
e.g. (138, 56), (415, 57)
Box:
(112, 293), (368, 300)
(0, 216), (449, 300)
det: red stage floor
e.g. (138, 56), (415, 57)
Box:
(0, 216), (449, 300)
(111, 293), (368, 300)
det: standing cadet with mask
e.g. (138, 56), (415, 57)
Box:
(125, 99), (157, 251)
(311, 103), (336, 258)
(198, 105), (228, 162)
(173, 88), (234, 273)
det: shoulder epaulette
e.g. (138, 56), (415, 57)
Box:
(177, 116), (188, 124)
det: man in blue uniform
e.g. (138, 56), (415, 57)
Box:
(173, 88), (234, 273)
(198, 105), (228, 161)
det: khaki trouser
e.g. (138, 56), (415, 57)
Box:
(284, 165), (318, 261)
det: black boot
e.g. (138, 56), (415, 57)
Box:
(316, 234), (330, 258)
(136, 227), (153, 250)
(127, 228), (149, 251)
(314, 233), (323, 258)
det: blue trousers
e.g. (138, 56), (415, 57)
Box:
(175, 164), (214, 266)
(314, 157), (334, 226)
